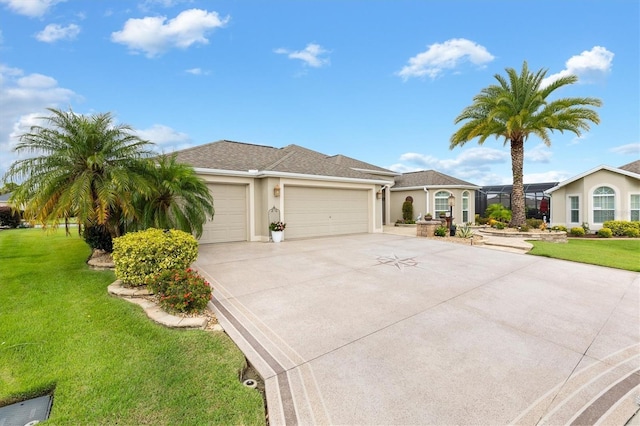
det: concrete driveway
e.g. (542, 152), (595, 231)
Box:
(195, 233), (639, 425)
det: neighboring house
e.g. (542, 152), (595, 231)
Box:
(173, 140), (397, 243)
(389, 170), (480, 224)
(0, 192), (12, 207)
(546, 160), (640, 231)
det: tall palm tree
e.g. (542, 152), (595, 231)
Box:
(135, 154), (214, 238)
(450, 61), (601, 226)
(4, 108), (154, 237)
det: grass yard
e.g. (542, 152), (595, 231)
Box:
(529, 238), (640, 272)
(0, 229), (265, 425)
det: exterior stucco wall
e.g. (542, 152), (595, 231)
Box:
(549, 169), (640, 230)
(390, 189), (476, 224)
(390, 190), (426, 222)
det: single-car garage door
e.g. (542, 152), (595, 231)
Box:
(284, 186), (369, 239)
(200, 183), (247, 244)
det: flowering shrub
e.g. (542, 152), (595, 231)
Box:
(147, 268), (212, 313)
(112, 228), (198, 287)
(269, 221), (286, 231)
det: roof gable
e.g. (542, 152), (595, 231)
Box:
(393, 170), (479, 189)
(546, 164), (640, 194)
(327, 154), (398, 176)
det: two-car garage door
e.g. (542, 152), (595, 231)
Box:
(284, 186), (369, 239)
(198, 184), (371, 243)
(199, 183), (247, 244)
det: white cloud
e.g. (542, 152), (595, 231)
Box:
(111, 9), (229, 58)
(525, 144), (552, 163)
(36, 23), (81, 43)
(135, 124), (193, 152)
(274, 43), (330, 68)
(0, 64), (79, 177)
(397, 38), (494, 80)
(542, 46), (614, 88)
(388, 147), (509, 185)
(523, 171), (571, 184)
(610, 143), (640, 156)
(0, 0), (64, 17)
(185, 67), (209, 75)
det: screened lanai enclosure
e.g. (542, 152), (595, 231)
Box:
(475, 182), (559, 221)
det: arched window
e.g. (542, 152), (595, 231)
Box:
(462, 191), (469, 223)
(434, 191), (450, 217)
(593, 186), (615, 223)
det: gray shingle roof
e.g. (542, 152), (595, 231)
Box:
(619, 160), (640, 175)
(393, 170), (478, 188)
(327, 155), (398, 175)
(172, 140), (391, 181)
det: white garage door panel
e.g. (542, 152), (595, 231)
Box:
(200, 184), (247, 244)
(285, 187), (369, 239)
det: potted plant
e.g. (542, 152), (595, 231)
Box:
(269, 221), (286, 243)
(424, 213), (433, 221)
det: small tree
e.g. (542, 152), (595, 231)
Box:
(450, 61), (601, 227)
(4, 108), (154, 237)
(402, 196), (414, 221)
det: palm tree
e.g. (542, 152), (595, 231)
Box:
(450, 61), (601, 226)
(4, 107), (154, 237)
(135, 154), (214, 238)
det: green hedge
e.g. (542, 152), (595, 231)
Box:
(597, 228), (613, 238)
(602, 220), (640, 237)
(112, 228), (198, 287)
(570, 227), (585, 237)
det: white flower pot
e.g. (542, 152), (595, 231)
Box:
(272, 231), (283, 243)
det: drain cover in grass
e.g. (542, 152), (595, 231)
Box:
(0, 394), (53, 426)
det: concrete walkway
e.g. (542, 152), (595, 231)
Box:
(196, 233), (639, 425)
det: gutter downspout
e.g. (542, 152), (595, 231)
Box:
(424, 187), (429, 217)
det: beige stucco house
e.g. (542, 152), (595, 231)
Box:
(546, 160), (640, 231)
(173, 140), (397, 243)
(389, 170), (480, 224)
(0, 193), (11, 207)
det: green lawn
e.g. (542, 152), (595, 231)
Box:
(528, 238), (640, 272)
(0, 229), (264, 425)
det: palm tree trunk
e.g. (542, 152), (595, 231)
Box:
(510, 138), (526, 227)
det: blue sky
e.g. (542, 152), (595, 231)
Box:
(1, 0), (638, 185)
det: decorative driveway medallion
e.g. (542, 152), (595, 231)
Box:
(376, 254), (418, 270)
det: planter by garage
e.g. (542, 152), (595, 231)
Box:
(272, 231), (284, 243)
